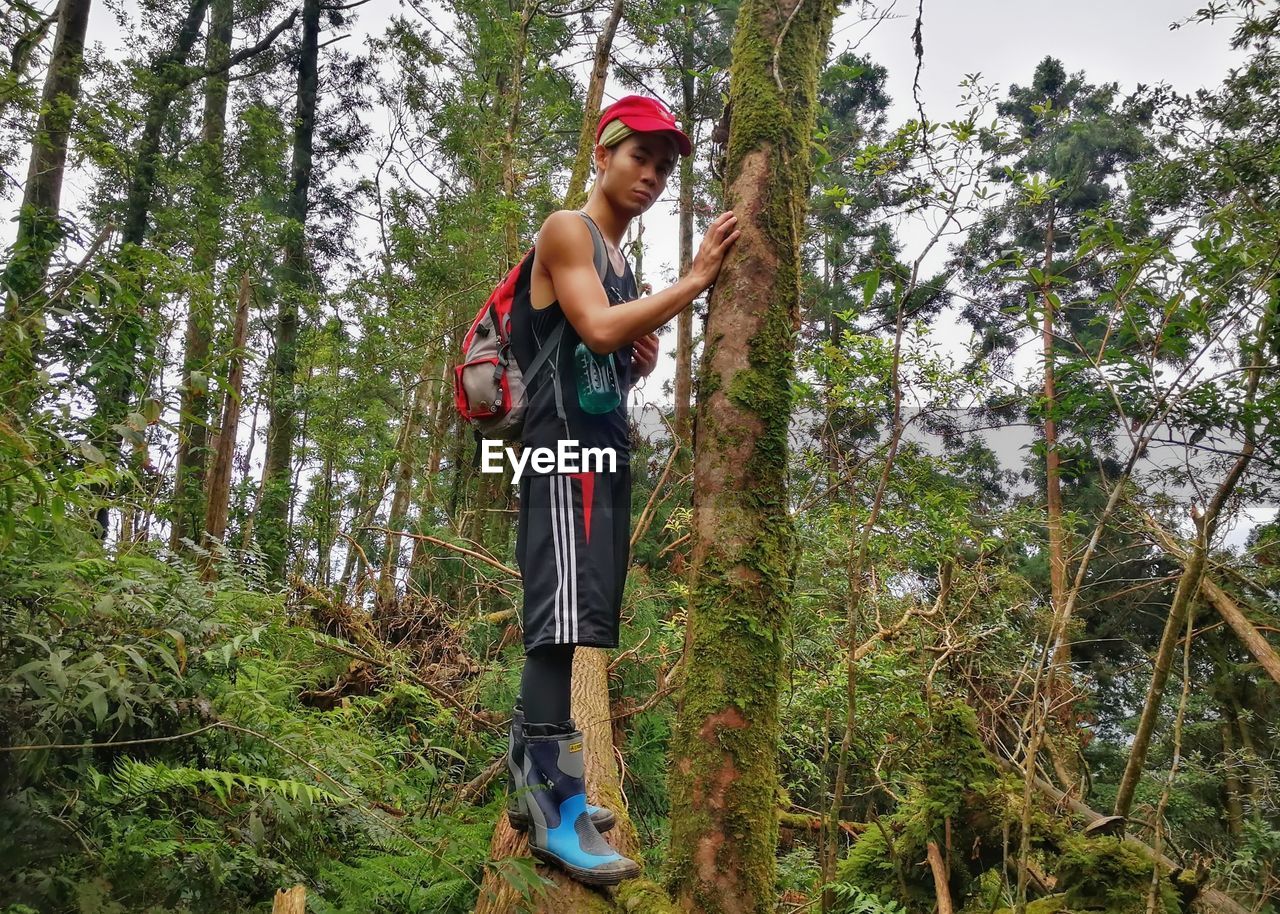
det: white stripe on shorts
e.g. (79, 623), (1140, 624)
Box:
(549, 474), (565, 643)
(563, 475), (578, 642)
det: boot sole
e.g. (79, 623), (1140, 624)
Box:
(508, 808), (616, 833)
(529, 846), (640, 886)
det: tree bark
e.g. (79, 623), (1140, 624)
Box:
(201, 272), (251, 577)
(2, 0), (93, 407)
(172, 0), (233, 550)
(1114, 300), (1273, 819)
(259, 0), (321, 580)
(1219, 716), (1245, 839)
(665, 0), (836, 909)
(1201, 577), (1280, 688)
(926, 841), (954, 914)
(673, 43), (696, 450)
(378, 354), (436, 608)
(563, 0), (626, 210)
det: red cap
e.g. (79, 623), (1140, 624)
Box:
(596, 95), (692, 157)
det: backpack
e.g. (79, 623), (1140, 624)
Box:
(453, 211), (609, 439)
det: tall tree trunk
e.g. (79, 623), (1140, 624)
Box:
(673, 35), (696, 449)
(2, 0), (93, 409)
(378, 355), (436, 608)
(172, 0), (232, 550)
(1220, 715), (1245, 838)
(563, 0), (626, 210)
(1114, 301), (1273, 819)
(666, 0), (836, 908)
(499, 0), (534, 267)
(1231, 697), (1263, 821)
(469, 0), (535, 556)
(1038, 206), (1081, 793)
(258, 0), (321, 580)
(201, 272), (251, 578)
(92, 0), (212, 538)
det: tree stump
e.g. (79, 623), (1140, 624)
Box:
(272, 885), (306, 913)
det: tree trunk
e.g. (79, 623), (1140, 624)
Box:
(91, 0), (211, 537)
(258, 0), (321, 580)
(1219, 716), (1245, 839)
(563, 0), (626, 210)
(673, 40), (696, 449)
(666, 0), (835, 908)
(1039, 206), (1080, 795)
(201, 272), (251, 577)
(1114, 301), (1272, 819)
(2, 0), (93, 407)
(378, 355), (436, 608)
(172, 0), (232, 550)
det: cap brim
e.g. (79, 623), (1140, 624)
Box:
(617, 116), (692, 157)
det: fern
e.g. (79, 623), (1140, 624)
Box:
(108, 757), (349, 807)
(826, 882), (909, 914)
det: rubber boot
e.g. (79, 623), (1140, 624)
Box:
(506, 707), (615, 833)
(520, 720), (640, 885)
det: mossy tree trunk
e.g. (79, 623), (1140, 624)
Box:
(2, 0), (93, 411)
(665, 0), (836, 909)
(259, 0), (321, 580)
(201, 272), (251, 575)
(171, 0), (232, 551)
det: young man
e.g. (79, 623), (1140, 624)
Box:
(504, 95), (740, 884)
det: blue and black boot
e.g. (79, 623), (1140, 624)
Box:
(520, 720), (640, 885)
(506, 707), (615, 833)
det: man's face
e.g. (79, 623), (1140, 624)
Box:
(599, 132), (680, 215)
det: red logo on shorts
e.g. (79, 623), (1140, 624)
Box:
(570, 472), (595, 544)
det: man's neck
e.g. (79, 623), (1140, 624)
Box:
(580, 196), (631, 250)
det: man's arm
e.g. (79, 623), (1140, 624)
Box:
(538, 209), (739, 355)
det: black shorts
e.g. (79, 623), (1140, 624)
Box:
(516, 465), (632, 651)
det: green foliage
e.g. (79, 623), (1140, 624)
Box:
(827, 882), (909, 914)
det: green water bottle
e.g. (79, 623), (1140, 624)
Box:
(573, 341), (621, 414)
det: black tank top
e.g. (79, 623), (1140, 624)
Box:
(509, 240), (639, 464)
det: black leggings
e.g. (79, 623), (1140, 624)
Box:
(520, 644), (575, 724)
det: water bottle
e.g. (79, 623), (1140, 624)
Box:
(573, 341), (621, 414)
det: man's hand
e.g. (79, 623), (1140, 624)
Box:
(631, 332), (659, 378)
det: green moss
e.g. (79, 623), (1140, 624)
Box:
(1055, 836), (1182, 914)
(838, 702), (1016, 909)
(615, 879), (681, 913)
(663, 0), (841, 910)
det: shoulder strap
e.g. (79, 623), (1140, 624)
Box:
(575, 210), (610, 280)
(524, 212), (609, 424)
